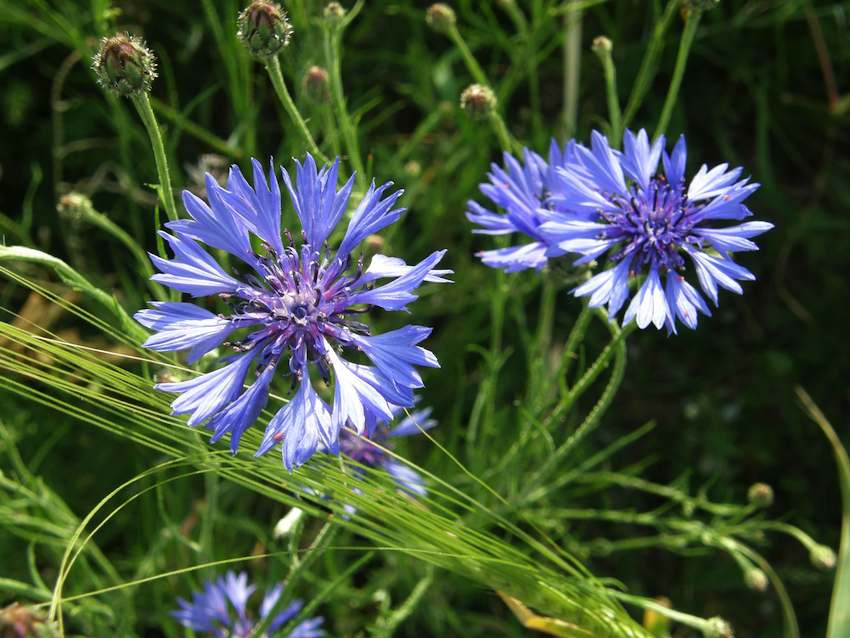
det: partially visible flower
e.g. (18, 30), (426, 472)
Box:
(540, 129), (772, 332)
(338, 404), (437, 496)
(466, 140), (576, 272)
(237, 0), (293, 59)
(135, 155), (450, 469)
(172, 571), (324, 638)
(92, 33), (157, 97)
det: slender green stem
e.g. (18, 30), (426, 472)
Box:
(608, 590), (722, 635)
(594, 45), (622, 142)
(150, 97), (244, 160)
(447, 25), (489, 86)
(131, 93), (178, 222)
(264, 56), (328, 163)
(561, 1), (582, 138)
(323, 27), (366, 188)
(556, 304), (593, 397)
(488, 111), (519, 154)
(623, 0), (681, 128)
(654, 9), (702, 137)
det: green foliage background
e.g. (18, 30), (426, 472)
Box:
(0, 1), (848, 636)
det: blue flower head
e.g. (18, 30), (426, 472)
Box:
(172, 571), (324, 638)
(338, 404), (437, 496)
(540, 129), (772, 332)
(465, 141), (578, 273)
(136, 156), (451, 468)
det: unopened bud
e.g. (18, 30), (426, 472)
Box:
(747, 482), (774, 508)
(592, 35), (612, 55)
(365, 234), (385, 252)
(324, 2), (346, 22)
(810, 544), (836, 571)
(426, 4), (456, 34)
(237, 0), (293, 59)
(303, 65), (330, 102)
(57, 192), (93, 221)
(403, 160), (421, 177)
(704, 616), (734, 638)
(92, 33), (157, 97)
(460, 84), (496, 119)
(744, 568), (768, 592)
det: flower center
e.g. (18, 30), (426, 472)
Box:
(605, 177), (699, 272)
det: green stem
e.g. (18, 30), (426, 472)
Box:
(561, 2), (582, 138)
(654, 9), (702, 137)
(323, 27), (366, 188)
(131, 93), (178, 222)
(488, 111), (518, 154)
(556, 303), (593, 397)
(150, 97), (244, 160)
(623, 0), (681, 128)
(447, 25), (489, 86)
(264, 56), (328, 163)
(608, 591), (722, 636)
(595, 45), (622, 142)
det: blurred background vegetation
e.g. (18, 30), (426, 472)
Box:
(0, 0), (848, 636)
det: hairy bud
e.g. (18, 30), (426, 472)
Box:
(92, 33), (157, 97)
(426, 4), (456, 34)
(592, 35), (613, 55)
(57, 192), (93, 221)
(303, 65), (330, 102)
(324, 2), (346, 23)
(747, 482), (774, 508)
(460, 84), (496, 119)
(237, 0), (293, 59)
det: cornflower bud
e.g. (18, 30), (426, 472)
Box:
(237, 0), (293, 59)
(92, 33), (157, 97)
(747, 482), (774, 508)
(810, 544), (836, 571)
(56, 192), (93, 221)
(743, 568), (768, 592)
(460, 83), (496, 119)
(704, 616), (734, 638)
(324, 2), (346, 23)
(426, 3), (456, 34)
(592, 35), (612, 55)
(303, 65), (330, 102)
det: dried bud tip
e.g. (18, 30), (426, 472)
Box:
(426, 4), (456, 34)
(303, 65), (330, 102)
(743, 568), (768, 592)
(747, 482), (774, 508)
(592, 35), (613, 54)
(810, 545), (836, 571)
(704, 617), (734, 638)
(92, 33), (157, 97)
(57, 192), (93, 220)
(324, 2), (346, 22)
(237, 0), (293, 59)
(460, 84), (496, 119)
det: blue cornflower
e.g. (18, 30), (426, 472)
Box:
(466, 141), (577, 272)
(135, 156), (450, 468)
(338, 405), (437, 496)
(172, 571), (324, 637)
(540, 129), (772, 331)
